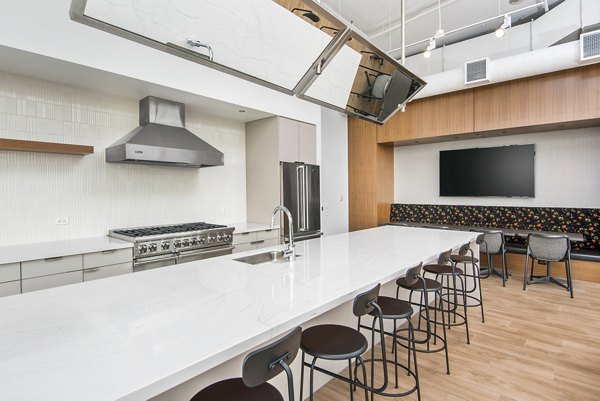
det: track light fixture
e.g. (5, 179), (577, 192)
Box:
(423, 38), (436, 58)
(495, 14), (512, 38)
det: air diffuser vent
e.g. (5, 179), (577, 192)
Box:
(465, 58), (490, 85)
(581, 30), (600, 61)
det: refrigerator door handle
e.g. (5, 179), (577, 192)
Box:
(296, 165), (305, 232)
(303, 167), (309, 231)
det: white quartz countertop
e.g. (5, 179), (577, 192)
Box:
(0, 226), (477, 401)
(0, 236), (133, 265)
(230, 222), (279, 233)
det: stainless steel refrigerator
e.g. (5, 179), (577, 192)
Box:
(280, 162), (322, 242)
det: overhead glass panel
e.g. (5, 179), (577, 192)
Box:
(74, 0), (348, 92)
(301, 30), (426, 124)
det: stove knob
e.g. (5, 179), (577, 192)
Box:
(139, 244), (148, 254)
(174, 240), (182, 248)
(207, 236), (215, 244)
(217, 235), (223, 242)
(191, 238), (198, 246)
(183, 239), (190, 247)
(161, 242), (170, 250)
(148, 243), (157, 252)
(225, 234), (232, 241)
(199, 237), (206, 244)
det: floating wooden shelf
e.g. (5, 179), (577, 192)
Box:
(0, 139), (94, 156)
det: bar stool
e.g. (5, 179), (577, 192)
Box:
(480, 229), (509, 286)
(300, 284), (386, 401)
(357, 263), (422, 400)
(423, 249), (470, 344)
(396, 262), (450, 374)
(450, 236), (485, 323)
(523, 233), (574, 298)
(190, 326), (302, 401)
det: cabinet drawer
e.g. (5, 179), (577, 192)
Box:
(0, 281), (21, 297)
(260, 238), (280, 248)
(256, 229), (279, 241)
(22, 255), (83, 279)
(84, 262), (133, 282)
(0, 263), (20, 283)
(233, 232), (257, 245)
(22, 271), (82, 293)
(233, 242), (258, 254)
(83, 248), (132, 269)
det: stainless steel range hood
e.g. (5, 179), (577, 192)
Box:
(106, 96), (224, 168)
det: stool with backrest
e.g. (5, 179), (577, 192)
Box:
(480, 229), (509, 287)
(450, 235), (485, 323)
(396, 261), (450, 374)
(300, 284), (386, 401)
(357, 263), (422, 400)
(523, 233), (573, 298)
(190, 326), (302, 401)
(423, 249), (470, 344)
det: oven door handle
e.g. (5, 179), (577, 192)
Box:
(134, 254), (177, 267)
(177, 245), (234, 258)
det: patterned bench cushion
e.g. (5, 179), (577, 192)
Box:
(390, 204), (599, 252)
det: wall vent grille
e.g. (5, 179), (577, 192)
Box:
(581, 30), (600, 61)
(465, 58), (490, 84)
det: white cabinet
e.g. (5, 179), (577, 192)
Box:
(0, 281), (21, 297)
(0, 246), (133, 297)
(84, 262), (133, 282)
(246, 116), (317, 223)
(22, 271), (83, 293)
(277, 117), (317, 164)
(233, 228), (280, 254)
(22, 255), (83, 279)
(0, 263), (20, 283)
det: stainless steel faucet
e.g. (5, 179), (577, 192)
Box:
(271, 206), (295, 260)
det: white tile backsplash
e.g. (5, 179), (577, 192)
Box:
(0, 72), (247, 246)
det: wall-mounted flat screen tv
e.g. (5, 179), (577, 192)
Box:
(440, 144), (535, 197)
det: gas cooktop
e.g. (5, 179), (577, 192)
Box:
(111, 222), (226, 238)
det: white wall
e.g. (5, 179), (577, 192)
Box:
(394, 128), (600, 208)
(320, 107), (349, 235)
(0, 72), (247, 246)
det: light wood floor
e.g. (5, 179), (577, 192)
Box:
(312, 275), (600, 401)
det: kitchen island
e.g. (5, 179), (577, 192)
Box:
(0, 226), (478, 401)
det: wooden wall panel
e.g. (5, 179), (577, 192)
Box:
(348, 117), (379, 231)
(348, 117), (395, 231)
(377, 89), (475, 144)
(376, 144), (394, 226)
(474, 63), (600, 132)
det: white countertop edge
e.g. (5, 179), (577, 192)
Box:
(0, 236), (133, 265)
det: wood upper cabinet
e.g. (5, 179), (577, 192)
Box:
(374, 64), (600, 144)
(474, 64), (600, 131)
(377, 90), (475, 144)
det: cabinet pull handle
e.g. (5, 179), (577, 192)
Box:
(241, 232), (251, 235)
(85, 267), (101, 273)
(101, 250), (117, 254)
(250, 240), (265, 245)
(44, 256), (64, 261)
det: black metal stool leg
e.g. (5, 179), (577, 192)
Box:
(438, 289), (450, 374)
(477, 264), (485, 323)
(309, 356), (317, 401)
(348, 359), (354, 401)
(356, 356), (369, 401)
(300, 351), (305, 401)
(408, 319), (421, 401)
(459, 274), (470, 344)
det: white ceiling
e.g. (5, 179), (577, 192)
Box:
(319, 0), (565, 56)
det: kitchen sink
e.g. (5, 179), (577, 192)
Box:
(234, 250), (300, 265)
